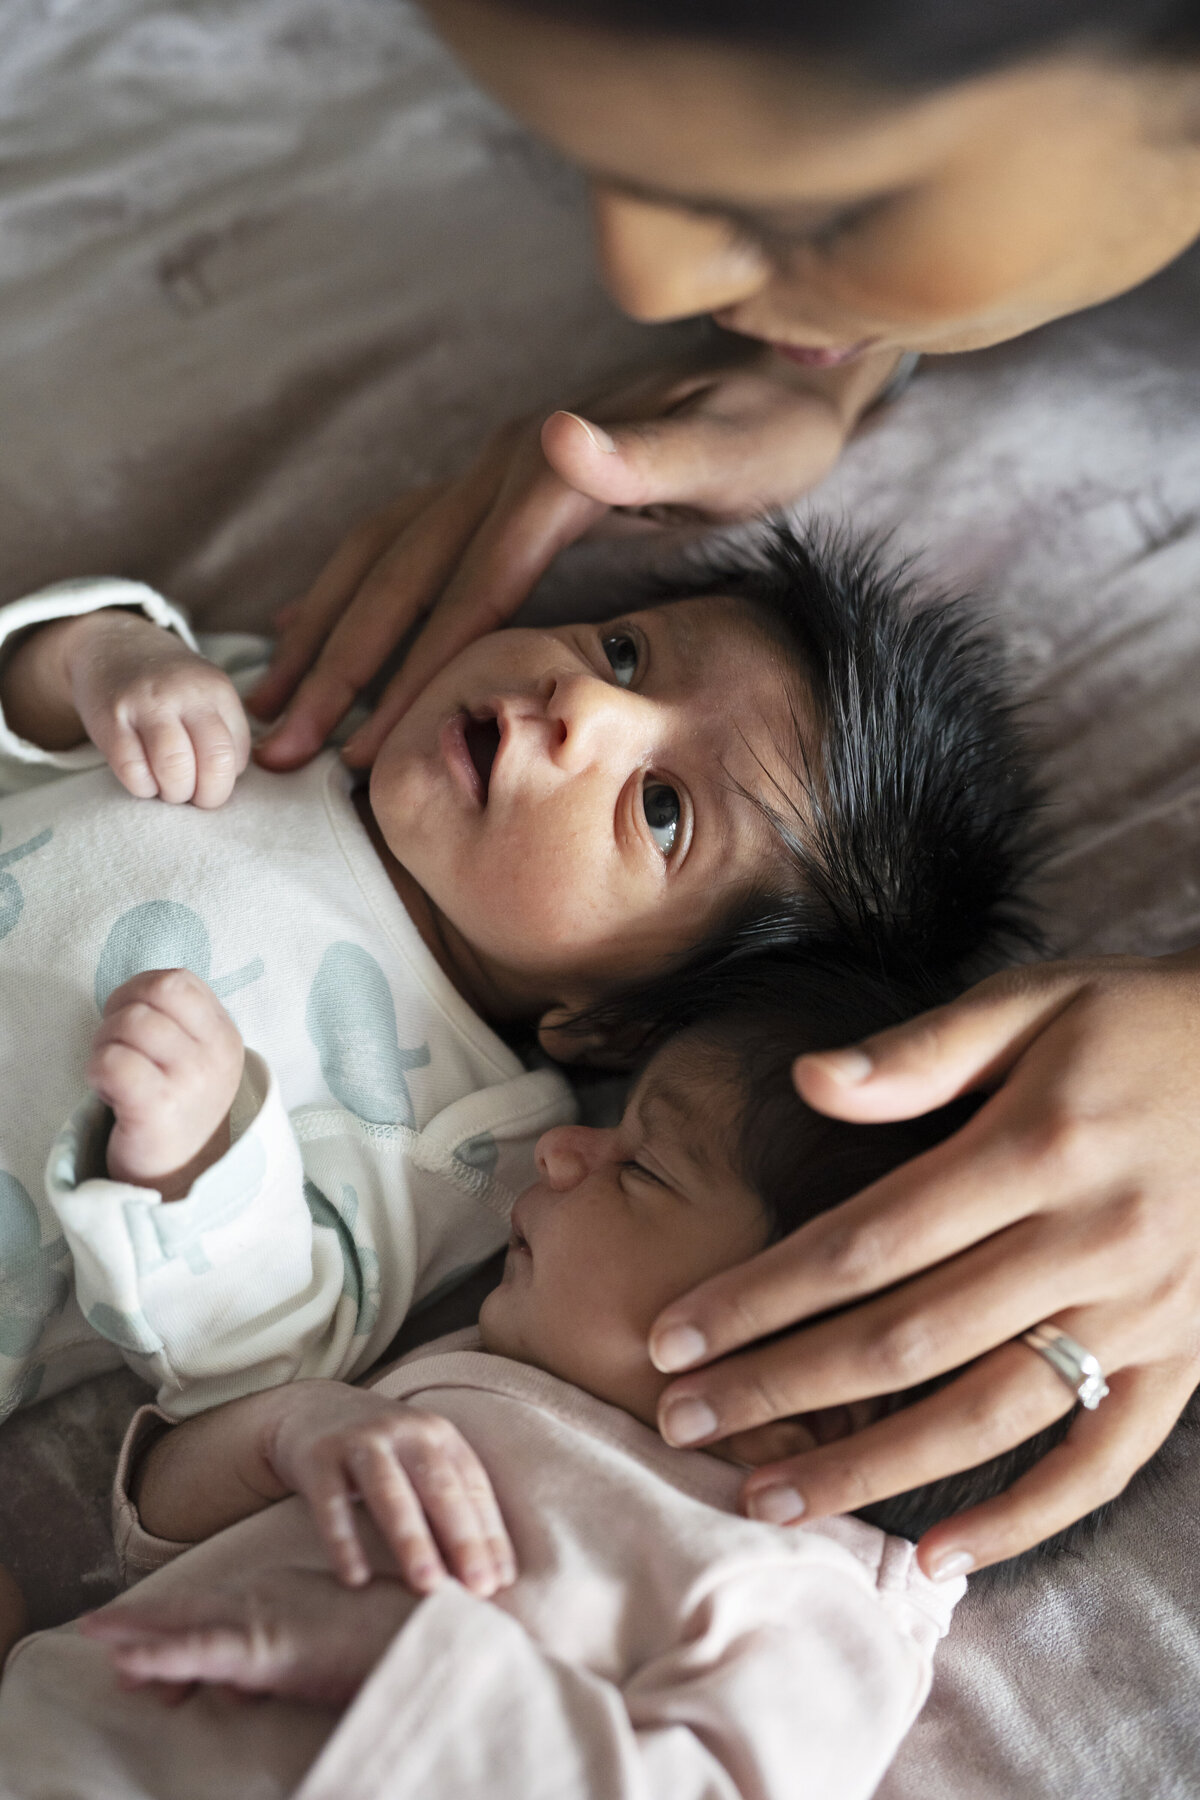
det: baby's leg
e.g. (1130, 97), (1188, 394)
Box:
(0, 1564), (28, 1666)
(82, 1566), (414, 1707)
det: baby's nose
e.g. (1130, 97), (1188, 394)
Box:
(534, 1123), (611, 1190)
(548, 673), (653, 772)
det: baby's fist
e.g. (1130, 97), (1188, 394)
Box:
(71, 612), (250, 808)
(87, 969), (244, 1200)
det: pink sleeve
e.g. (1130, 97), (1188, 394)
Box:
(293, 1558), (943, 1800)
(111, 1405), (195, 1585)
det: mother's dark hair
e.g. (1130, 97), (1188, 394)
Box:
(501, 0), (1200, 86)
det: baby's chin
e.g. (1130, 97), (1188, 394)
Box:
(478, 1292), (666, 1426)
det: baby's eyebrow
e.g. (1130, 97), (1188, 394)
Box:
(634, 1081), (721, 1188)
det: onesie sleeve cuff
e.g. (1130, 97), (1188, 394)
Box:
(111, 1405), (195, 1585)
(0, 576), (197, 773)
(44, 1051), (313, 1410)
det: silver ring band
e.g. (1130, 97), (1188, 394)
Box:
(1021, 1324), (1110, 1410)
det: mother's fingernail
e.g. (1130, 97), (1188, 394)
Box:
(660, 1396), (719, 1446)
(799, 1047), (873, 1085)
(650, 1324), (708, 1372)
(559, 411), (616, 454)
(929, 1549), (974, 1582)
(746, 1484), (807, 1526)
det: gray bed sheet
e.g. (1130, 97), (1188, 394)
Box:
(1, 2), (1199, 1793)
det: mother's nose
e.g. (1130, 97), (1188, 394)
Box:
(590, 185), (770, 322)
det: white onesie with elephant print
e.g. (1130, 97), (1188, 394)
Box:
(0, 579), (574, 1422)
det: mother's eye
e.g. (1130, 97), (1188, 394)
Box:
(643, 782), (680, 855)
(601, 631), (639, 688)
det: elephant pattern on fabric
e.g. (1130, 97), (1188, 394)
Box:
(306, 942), (431, 1127)
(94, 901), (264, 1012)
(0, 1171), (69, 1374)
(0, 823), (51, 941)
(454, 1133), (499, 1180)
(302, 1178), (382, 1336)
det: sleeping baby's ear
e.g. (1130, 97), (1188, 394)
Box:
(536, 1005), (634, 1069)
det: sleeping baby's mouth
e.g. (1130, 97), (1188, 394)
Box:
(508, 1198), (532, 1257)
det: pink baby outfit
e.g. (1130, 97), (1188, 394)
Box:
(0, 1331), (963, 1799)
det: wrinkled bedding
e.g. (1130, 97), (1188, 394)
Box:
(1, 2), (1199, 1795)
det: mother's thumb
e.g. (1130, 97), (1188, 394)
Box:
(541, 393), (840, 516)
(793, 973), (1081, 1123)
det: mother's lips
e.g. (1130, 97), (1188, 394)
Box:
(770, 337), (877, 368)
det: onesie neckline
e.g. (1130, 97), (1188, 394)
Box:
(318, 755), (530, 1088)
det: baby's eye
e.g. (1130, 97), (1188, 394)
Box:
(643, 782), (680, 855)
(601, 632), (639, 688)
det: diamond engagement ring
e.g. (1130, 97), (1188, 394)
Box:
(1020, 1324), (1110, 1410)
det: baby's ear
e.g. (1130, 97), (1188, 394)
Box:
(536, 1005), (631, 1068)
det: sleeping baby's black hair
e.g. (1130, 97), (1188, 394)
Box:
(568, 523), (1042, 1059)
(673, 952), (1188, 1579)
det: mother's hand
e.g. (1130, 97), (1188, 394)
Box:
(648, 952), (1200, 1576)
(247, 343), (899, 769)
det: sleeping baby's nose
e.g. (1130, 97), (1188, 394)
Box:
(534, 1123), (615, 1190)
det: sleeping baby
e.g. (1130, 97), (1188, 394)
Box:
(0, 527), (1036, 1651)
(0, 955), (1030, 1800)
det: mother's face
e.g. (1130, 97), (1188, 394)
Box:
(425, 0), (1200, 361)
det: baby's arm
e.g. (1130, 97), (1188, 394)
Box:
(84, 1565), (411, 1708)
(0, 604), (248, 807)
(132, 1379), (515, 1597)
(83, 1546), (943, 1800)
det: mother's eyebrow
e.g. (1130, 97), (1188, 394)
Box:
(592, 170), (895, 239)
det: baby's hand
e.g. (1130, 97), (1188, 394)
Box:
(87, 969), (244, 1200)
(3, 609), (250, 806)
(265, 1382), (516, 1598)
(81, 1566), (411, 1707)
(70, 612), (250, 808)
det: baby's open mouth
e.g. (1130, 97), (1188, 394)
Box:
(464, 711), (500, 802)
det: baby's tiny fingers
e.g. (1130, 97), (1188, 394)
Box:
(102, 723), (159, 800)
(86, 1039), (163, 1113)
(452, 1447), (516, 1588)
(186, 709), (246, 810)
(349, 1442), (448, 1595)
(402, 1443), (501, 1597)
(107, 1627), (261, 1691)
(137, 715), (198, 805)
(304, 1472), (373, 1589)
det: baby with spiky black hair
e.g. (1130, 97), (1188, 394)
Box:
(0, 526), (1037, 1658)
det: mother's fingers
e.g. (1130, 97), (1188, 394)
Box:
(914, 1360), (1196, 1575)
(256, 471), (499, 769)
(248, 487), (437, 724)
(649, 1109), (1035, 1378)
(656, 1211), (1123, 1444)
(541, 373), (846, 518)
(342, 455), (605, 766)
(793, 962), (1089, 1125)
(739, 1337), (1075, 1526)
